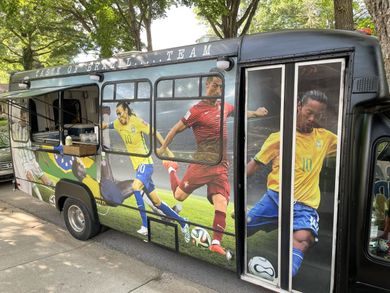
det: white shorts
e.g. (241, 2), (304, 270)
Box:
(23, 161), (44, 179)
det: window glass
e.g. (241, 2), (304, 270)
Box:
(137, 82), (151, 99)
(292, 60), (344, 292)
(244, 66), (283, 284)
(369, 141), (390, 260)
(201, 76), (222, 97)
(155, 75), (224, 164)
(117, 82), (135, 100)
(30, 94), (59, 145)
(101, 101), (151, 156)
(10, 100), (30, 143)
(174, 77), (199, 98)
(63, 85), (99, 145)
(157, 80), (173, 98)
(103, 84), (114, 100)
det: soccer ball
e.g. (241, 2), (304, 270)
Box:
(248, 256), (275, 281)
(191, 227), (211, 248)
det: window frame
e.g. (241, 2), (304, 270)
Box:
(100, 79), (153, 157)
(154, 72), (226, 165)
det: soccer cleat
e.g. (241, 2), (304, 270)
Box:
(172, 203), (182, 214)
(137, 226), (148, 236)
(162, 160), (179, 172)
(209, 244), (226, 256)
(182, 223), (191, 243)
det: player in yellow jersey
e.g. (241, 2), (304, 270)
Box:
(246, 90), (337, 277)
(103, 101), (190, 241)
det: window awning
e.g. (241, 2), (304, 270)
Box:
(0, 84), (93, 100)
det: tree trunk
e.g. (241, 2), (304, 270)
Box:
(22, 46), (34, 70)
(127, 0), (142, 51)
(364, 0), (390, 87)
(145, 1), (153, 52)
(334, 0), (354, 30)
(145, 17), (153, 51)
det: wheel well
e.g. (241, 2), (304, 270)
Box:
(55, 178), (99, 222)
(57, 195), (68, 211)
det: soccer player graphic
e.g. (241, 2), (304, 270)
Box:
(246, 90), (337, 277)
(158, 74), (268, 256)
(103, 101), (190, 241)
(11, 108), (54, 200)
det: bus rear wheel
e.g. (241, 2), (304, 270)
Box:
(63, 198), (100, 241)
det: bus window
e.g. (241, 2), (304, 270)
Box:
(157, 80), (173, 98)
(137, 82), (151, 99)
(245, 65), (284, 283)
(30, 94), (59, 145)
(10, 100), (30, 144)
(61, 85), (99, 145)
(103, 84), (114, 100)
(101, 80), (152, 156)
(292, 59), (344, 292)
(155, 74), (224, 165)
(117, 82), (135, 100)
(175, 77), (199, 98)
(369, 141), (390, 261)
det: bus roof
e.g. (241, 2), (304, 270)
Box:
(7, 29), (388, 99)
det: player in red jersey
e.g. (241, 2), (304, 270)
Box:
(158, 74), (268, 256)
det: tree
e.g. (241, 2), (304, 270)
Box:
(353, 0), (374, 31)
(334, 0), (354, 29)
(364, 1), (390, 85)
(60, 0), (172, 55)
(249, 0), (334, 33)
(58, 0), (135, 57)
(183, 0), (261, 39)
(0, 0), (85, 70)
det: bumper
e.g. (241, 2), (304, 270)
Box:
(0, 168), (13, 182)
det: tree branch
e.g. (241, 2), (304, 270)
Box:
(240, 0), (260, 35)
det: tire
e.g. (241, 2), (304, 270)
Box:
(63, 198), (100, 241)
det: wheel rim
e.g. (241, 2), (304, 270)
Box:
(68, 204), (85, 233)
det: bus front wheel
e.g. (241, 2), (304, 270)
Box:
(63, 198), (100, 241)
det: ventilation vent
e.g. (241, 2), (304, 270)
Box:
(353, 76), (379, 93)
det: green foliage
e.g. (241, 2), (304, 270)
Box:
(183, 0), (261, 38)
(249, 0), (334, 33)
(0, 0), (175, 71)
(248, 0), (373, 34)
(353, 0), (374, 32)
(0, 0), (85, 70)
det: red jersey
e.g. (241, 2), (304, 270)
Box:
(181, 100), (234, 163)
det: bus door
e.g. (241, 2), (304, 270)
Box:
(241, 58), (345, 292)
(352, 111), (390, 292)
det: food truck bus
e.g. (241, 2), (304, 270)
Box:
(1, 29), (390, 293)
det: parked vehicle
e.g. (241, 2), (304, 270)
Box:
(0, 102), (13, 181)
(1, 30), (389, 292)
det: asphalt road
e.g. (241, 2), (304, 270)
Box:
(0, 181), (269, 293)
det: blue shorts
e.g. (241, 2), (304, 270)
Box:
(247, 190), (319, 239)
(135, 164), (155, 193)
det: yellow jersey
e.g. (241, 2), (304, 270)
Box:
(254, 128), (337, 209)
(113, 116), (152, 170)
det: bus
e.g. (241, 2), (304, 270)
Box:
(1, 29), (389, 293)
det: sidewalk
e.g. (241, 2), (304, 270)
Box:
(0, 191), (216, 292)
